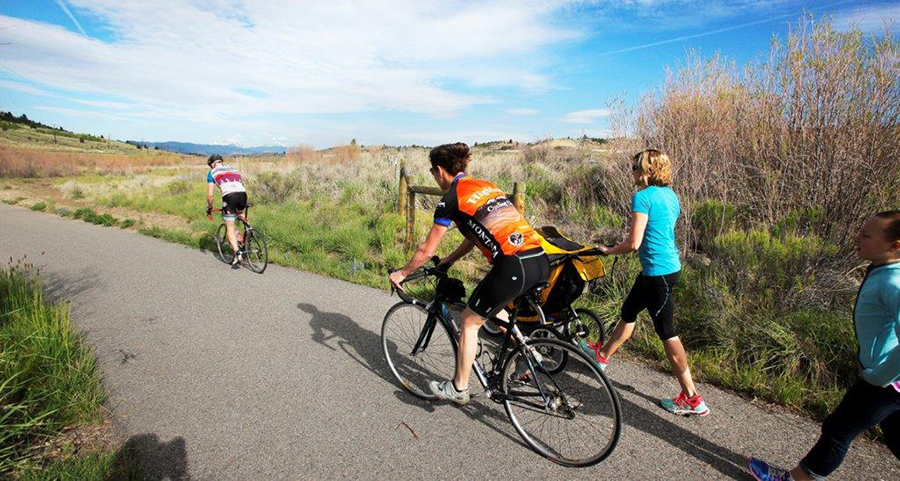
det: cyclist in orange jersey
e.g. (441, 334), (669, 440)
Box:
(389, 143), (550, 405)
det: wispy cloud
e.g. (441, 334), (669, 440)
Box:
(561, 109), (610, 124)
(832, 3), (900, 33)
(508, 108), (539, 116)
(54, 0), (87, 37)
(594, 0), (859, 57)
(0, 1), (581, 126)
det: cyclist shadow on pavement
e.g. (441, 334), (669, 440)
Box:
(612, 381), (747, 478)
(298, 302), (529, 449)
(43, 267), (101, 303)
(107, 432), (189, 480)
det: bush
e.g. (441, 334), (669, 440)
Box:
(29, 202), (46, 212)
(249, 171), (301, 204)
(709, 228), (839, 308)
(691, 199), (737, 251)
(119, 218), (136, 229)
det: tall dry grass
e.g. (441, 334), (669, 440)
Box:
(0, 148), (189, 178)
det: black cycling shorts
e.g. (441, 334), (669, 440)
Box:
(468, 248), (550, 319)
(221, 192), (248, 220)
(620, 270), (681, 340)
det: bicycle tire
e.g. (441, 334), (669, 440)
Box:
(501, 338), (621, 467)
(573, 308), (606, 349)
(244, 229), (268, 274)
(382, 302), (458, 401)
(214, 223), (234, 264)
(482, 318), (503, 336)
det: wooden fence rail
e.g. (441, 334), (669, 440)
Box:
(398, 159), (526, 248)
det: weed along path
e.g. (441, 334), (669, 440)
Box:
(1, 203), (897, 480)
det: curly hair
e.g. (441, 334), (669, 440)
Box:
(875, 210), (900, 242)
(429, 143), (469, 175)
(632, 149), (672, 187)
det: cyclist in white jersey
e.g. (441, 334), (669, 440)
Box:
(205, 155), (248, 266)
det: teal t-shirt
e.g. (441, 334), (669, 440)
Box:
(631, 186), (681, 276)
(856, 262), (900, 387)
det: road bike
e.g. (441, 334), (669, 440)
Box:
(208, 203), (268, 273)
(382, 259), (621, 467)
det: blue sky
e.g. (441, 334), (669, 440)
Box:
(1, 0), (898, 148)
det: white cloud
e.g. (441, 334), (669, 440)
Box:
(0, 1), (581, 128)
(832, 4), (900, 33)
(561, 108), (611, 124)
(0, 80), (55, 97)
(508, 108), (539, 115)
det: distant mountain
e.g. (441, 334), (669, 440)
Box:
(126, 141), (286, 156)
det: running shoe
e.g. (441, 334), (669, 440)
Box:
(428, 380), (470, 405)
(660, 390), (710, 416)
(577, 339), (608, 371)
(748, 456), (793, 481)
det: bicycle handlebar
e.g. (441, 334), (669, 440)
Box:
(388, 256), (446, 303)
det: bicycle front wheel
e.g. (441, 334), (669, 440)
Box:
(244, 229), (268, 273)
(382, 302), (458, 400)
(215, 223), (234, 264)
(501, 338), (621, 467)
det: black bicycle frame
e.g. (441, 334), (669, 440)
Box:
(410, 291), (558, 406)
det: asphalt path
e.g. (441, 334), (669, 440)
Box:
(1, 203), (898, 480)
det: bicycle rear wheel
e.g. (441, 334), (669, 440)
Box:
(501, 338), (621, 467)
(215, 223), (235, 264)
(382, 302), (458, 400)
(244, 229), (268, 273)
(571, 308), (606, 349)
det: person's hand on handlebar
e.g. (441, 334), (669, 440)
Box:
(389, 270), (407, 291)
(205, 206), (213, 216)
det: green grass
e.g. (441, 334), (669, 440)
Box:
(17, 451), (131, 480)
(0, 260), (106, 475)
(72, 208), (119, 227)
(30, 202), (50, 212)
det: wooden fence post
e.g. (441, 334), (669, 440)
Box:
(398, 159), (408, 214)
(513, 182), (526, 215)
(405, 191), (416, 248)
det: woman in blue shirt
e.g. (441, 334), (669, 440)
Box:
(582, 149), (709, 416)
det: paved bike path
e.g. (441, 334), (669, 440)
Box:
(1, 203), (897, 480)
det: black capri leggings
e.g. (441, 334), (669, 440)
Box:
(620, 270), (681, 340)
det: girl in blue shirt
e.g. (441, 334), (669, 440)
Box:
(582, 149), (709, 416)
(750, 211), (900, 480)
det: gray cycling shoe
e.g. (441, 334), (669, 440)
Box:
(428, 380), (470, 405)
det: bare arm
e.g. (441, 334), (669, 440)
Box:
(390, 224), (449, 287)
(604, 212), (648, 255)
(439, 238), (475, 268)
(206, 183), (216, 209)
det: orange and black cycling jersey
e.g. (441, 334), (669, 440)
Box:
(434, 173), (542, 264)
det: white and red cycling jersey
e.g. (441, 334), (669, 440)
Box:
(206, 164), (246, 197)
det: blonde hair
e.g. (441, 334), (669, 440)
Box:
(632, 149), (673, 187)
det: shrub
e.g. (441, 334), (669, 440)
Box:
(691, 199), (737, 251)
(29, 202), (46, 212)
(249, 171), (301, 204)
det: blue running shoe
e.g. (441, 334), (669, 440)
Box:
(748, 456), (792, 481)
